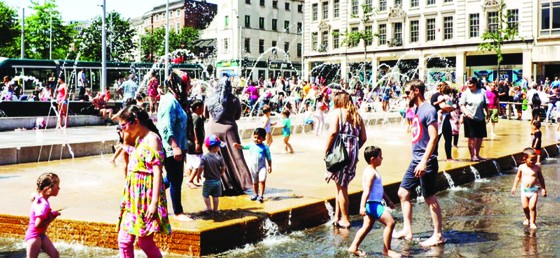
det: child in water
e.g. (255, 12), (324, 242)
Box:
(348, 146), (400, 257)
(281, 109), (294, 154)
(261, 105), (277, 146)
(511, 147), (547, 229)
(26, 172), (61, 258)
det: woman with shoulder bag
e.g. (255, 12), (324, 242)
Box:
(324, 91), (367, 229)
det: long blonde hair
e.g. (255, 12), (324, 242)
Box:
(334, 91), (361, 128)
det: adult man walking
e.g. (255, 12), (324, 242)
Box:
(77, 68), (87, 100)
(393, 79), (445, 247)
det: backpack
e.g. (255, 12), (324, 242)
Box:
(532, 92), (541, 106)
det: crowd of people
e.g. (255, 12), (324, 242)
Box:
(21, 70), (553, 257)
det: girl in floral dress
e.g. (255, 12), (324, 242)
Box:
(117, 105), (171, 258)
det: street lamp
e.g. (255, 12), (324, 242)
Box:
(233, 9), (242, 77)
(101, 0), (107, 93)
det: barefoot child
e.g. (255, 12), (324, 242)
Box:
(348, 146), (400, 257)
(186, 100), (206, 188)
(26, 172), (61, 258)
(198, 135), (226, 212)
(261, 105), (277, 146)
(234, 128), (272, 203)
(511, 147), (547, 229)
(281, 109), (294, 154)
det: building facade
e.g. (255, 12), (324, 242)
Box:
(142, 0), (186, 34)
(303, 0), (560, 87)
(203, 0), (304, 81)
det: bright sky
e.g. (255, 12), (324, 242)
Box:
(4, 0), (218, 21)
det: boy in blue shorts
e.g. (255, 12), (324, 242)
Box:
(199, 135), (226, 212)
(348, 146), (399, 257)
(234, 128), (272, 203)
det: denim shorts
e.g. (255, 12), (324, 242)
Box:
(400, 157), (438, 197)
(202, 179), (222, 198)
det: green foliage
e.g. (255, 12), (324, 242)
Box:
(342, 4), (376, 48)
(478, 0), (521, 67)
(0, 1), (20, 57)
(141, 26), (200, 62)
(78, 12), (136, 62)
(24, 0), (76, 59)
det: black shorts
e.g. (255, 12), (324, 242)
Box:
(463, 117), (487, 138)
(400, 157), (438, 197)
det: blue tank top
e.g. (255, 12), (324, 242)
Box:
(366, 167), (384, 202)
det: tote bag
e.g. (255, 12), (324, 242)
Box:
(324, 110), (349, 172)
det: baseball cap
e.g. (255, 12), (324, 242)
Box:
(205, 135), (226, 148)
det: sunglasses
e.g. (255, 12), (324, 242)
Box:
(120, 120), (135, 130)
(405, 90), (411, 95)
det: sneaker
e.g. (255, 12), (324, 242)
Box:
(258, 196), (264, 203)
(250, 195), (259, 201)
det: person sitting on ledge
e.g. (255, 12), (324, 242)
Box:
(92, 91), (114, 124)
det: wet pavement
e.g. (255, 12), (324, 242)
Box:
(0, 115), (558, 255)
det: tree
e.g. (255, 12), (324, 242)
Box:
(24, 0), (76, 59)
(140, 28), (165, 62)
(478, 0), (521, 81)
(0, 1), (20, 57)
(140, 26), (199, 62)
(78, 12), (136, 62)
(338, 4), (377, 86)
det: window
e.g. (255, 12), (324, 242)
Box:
(297, 22), (302, 34)
(321, 31), (328, 50)
(379, 0), (387, 11)
(273, 0), (278, 8)
(260, 0), (265, 6)
(427, 0), (435, 5)
(487, 11), (498, 33)
(297, 43), (302, 57)
(272, 41), (277, 55)
(365, 26), (373, 45)
(411, 0), (419, 7)
(410, 20), (419, 42)
(259, 39), (264, 53)
(469, 13), (479, 38)
(284, 21), (290, 32)
(322, 2), (329, 20)
(272, 19), (278, 30)
(395, 0), (402, 5)
(245, 38), (251, 53)
(444, 16), (453, 40)
(284, 42), (290, 53)
(333, 29), (340, 48)
(245, 15), (251, 28)
(393, 22), (402, 45)
(176, 23), (180, 33)
(223, 38), (229, 52)
(155, 14), (159, 21)
(312, 4), (318, 21)
(444, 0), (453, 2)
(312, 32), (318, 50)
(225, 15), (229, 28)
(379, 24), (387, 45)
(365, 0), (373, 9)
(352, 0), (359, 15)
(259, 17), (265, 29)
(285, 2), (290, 10)
(246, 0), (251, 4)
(298, 4), (303, 13)
(541, 1), (560, 35)
(508, 9), (519, 30)
(176, 10), (180, 18)
(426, 18), (436, 41)
(350, 27), (359, 47)
(334, 0), (340, 18)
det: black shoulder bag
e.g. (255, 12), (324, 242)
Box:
(324, 110), (349, 172)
